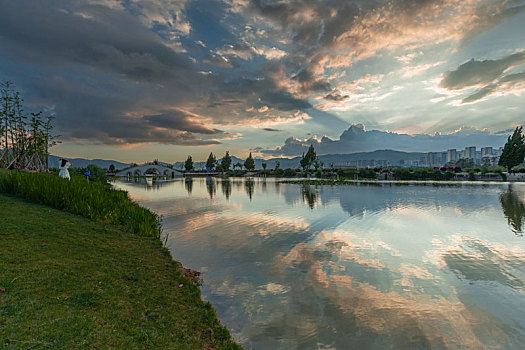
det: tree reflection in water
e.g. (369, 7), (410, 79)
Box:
(221, 179), (232, 200)
(500, 186), (525, 236)
(301, 185), (317, 209)
(245, 178), (254, 200)
(206, 176), (216, 199)
(184, 177), (193, 195)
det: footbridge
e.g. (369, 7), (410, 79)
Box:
(115, 164), (182, 178)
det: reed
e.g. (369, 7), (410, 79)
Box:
(0, 170), (161, 237)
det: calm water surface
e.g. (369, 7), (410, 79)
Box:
(113, 178), (525, 349)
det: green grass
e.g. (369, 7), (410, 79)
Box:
(0, 194), (240, 349)
(0, 170), (160, 238)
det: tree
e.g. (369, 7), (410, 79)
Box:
(300, 145), (317, 170)
(300, 152), (307, 170)
(499, 126), (525, 170)
(275, 161), (280, 170)
(262, 162), (267, 171)
(233, 162), (242, 169)
(184, 155), (194, 172)
(313, 159), (323, 171)
(206, 152), (216, 170)
(108, 164), (116, 173)
(221, 151), (232, 171)
(1, 80), (57, 171)
(244, 152), (255, 171)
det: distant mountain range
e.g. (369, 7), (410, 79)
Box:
(173, 150), (425, 170)
(50, 149), (427, 170)
(48, 155), (131, 169)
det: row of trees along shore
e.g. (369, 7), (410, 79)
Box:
(185, 151), (254, 172)
(0, 80), (58, 171)
(180, 127), (525, 178)
(183, 145), (323, 173)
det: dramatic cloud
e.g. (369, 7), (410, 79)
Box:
(0, 0), (523, 160)
(441, 51), (525, 90)
(0, 1), (194, 82)
(440, 51), (525, 103)
(264, 124), (509, 156)
(143, 110), (222, 135)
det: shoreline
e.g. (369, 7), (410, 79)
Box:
(0, 171), (241, 349)
(278, 178), (524, 186)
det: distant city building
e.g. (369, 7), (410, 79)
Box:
(447, 149), (458, 163)
(463, 146), (476, 160)
(481, 147), (493, 157)
(329, 144), (502, 168)
(426, 151), (448, 167)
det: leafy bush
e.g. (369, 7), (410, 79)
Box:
(0, 170), (161, 237)
(337, 169), (358, 178)
(273, 168), (284, 177)
(358, 168), (376, 179)
(283, 168), (296, 177)
(393, 167), (457, 180)
(226, 170), (246, 177)
(74, 164), (108, 183)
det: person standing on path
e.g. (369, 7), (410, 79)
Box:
(58, 159), (72, 180)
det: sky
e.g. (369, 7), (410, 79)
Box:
(1, 0), (524, 162)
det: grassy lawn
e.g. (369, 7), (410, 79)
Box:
(0, 194), (240, 349)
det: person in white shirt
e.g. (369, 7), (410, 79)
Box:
(58, 159), (72, 180)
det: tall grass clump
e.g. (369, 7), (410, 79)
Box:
(0, 170), (161, 237)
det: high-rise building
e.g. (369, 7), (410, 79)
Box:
(481, 147), (493, 157)
(426, 152), (448, 166)
(447, 149), (458, 163)
(463, 146), (476, 159)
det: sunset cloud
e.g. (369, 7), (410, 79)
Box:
(0, 0), (524, 161)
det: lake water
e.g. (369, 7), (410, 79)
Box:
(113, 178), (525, 349)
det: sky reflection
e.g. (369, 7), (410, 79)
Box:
(114, 178), (525, 349)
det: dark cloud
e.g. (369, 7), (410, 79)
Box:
(440, 51), (525, 90)
(216, 42), (255, 60)
(264, 124), (509, 156)
(143, 111), (221, 135)
(324, 91), (350, 101)
(293, 69), (332, 94)
(461, 84), (498, 103)
(202, 52), (236, 68)
(263, 128), (280, 132)
(261, 91), (312, 111)
(0, 1), (195, 83)
(464, 72), (525, 103)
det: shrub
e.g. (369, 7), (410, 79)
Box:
(358, 168), (376, 179)
(73, 164), (108, 183)
(283, 168), (296, 177)
(0, 171), (161, 237)
(338, 168), (358, 178)
(273, 168), (284, 177)
(444, 171), (455, 180)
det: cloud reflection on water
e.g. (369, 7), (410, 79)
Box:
(114, 178), (525, 349)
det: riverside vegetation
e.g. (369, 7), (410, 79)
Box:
(0, 170), (240, 349)
(0, 170), (160, 237)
